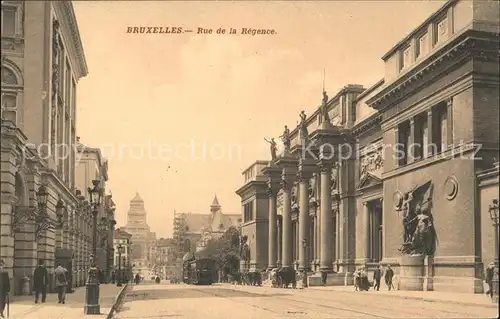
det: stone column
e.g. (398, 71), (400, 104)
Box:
(263, 164), (281, 270)
(281, 178), (293, 268)
(267, 186), (278, 269)
(0, 194), (16, 292)
(363, 202), (370, 261)
(446, 98), (453, 147)
(277, 216), (282, 267)
(427, 109), (434, 157)
(297, 164), (314, 271)
(408, 118), (415, 163)
(318, 160), (334, 272)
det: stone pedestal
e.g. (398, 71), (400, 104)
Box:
(307, 272), (345, 286)
(399, 254), (425, 291)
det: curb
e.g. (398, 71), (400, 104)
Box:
(106, 284), (130, 319)
(308, 287), (498, 309)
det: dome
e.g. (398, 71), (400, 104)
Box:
(131, 192), (144, 202)
(182, 252), (195, 262)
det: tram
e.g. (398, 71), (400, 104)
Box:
(182, 257), (217, 285)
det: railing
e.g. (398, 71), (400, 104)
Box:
(106, 283), (130, 319)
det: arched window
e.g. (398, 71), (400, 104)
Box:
(1, 65), (20, 125)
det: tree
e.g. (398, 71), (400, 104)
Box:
(196, 226), (240, 272)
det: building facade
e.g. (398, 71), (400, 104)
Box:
(113, 228), (132, 279)
(122, 193), (156, 277)
(236, 0), (499, 293)
(75, 138), (116, 279)
(0, 1), (93, 295)
(173, 195), (241, 254)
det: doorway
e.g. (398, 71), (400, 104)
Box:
(369, 199), (383, 262)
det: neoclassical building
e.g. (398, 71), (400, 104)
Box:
(75, 138), (116, 281)
(0, 2), (104, 294)
(122, 193), (157, 277)
(173, 195), (241, 254)
(236, 0), (499, 293)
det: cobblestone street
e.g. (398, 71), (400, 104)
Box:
(5, 284), (123, 319)
(114, 283), (498, 319)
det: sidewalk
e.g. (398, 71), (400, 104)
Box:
(308, 285), (498, 309)
(5, 284), (124, 319)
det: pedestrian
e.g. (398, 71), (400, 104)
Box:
(111, 271), (116, 284)
(384, 264), (394, 291)
(135, 273), (140, 285)
(0, 259), (10, 319)
(54, 262), (68, 304)
(33, 259), (49, 303)
(485, 262), (494, 298)
(320, 270), (327, 287)
(373, 265), (381, 291)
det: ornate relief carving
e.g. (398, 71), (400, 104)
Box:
(1, 67), (18, 85)
(444, 176), (458, 201)
(359, 150), (383, 179)
(308, 174), (316, 200)
(330, 166), (338, 193)
(51, 20), (60, 147)
(291, 183), (298, 207)
(393, 191), (403, 210)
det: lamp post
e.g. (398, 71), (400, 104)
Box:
(117, 244), (124, 287)
(302, 238), (308, 288)
(84, 180), (102, 315)
(488, 199), (499, 303)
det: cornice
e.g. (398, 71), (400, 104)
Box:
(57, 1), (88, 78)
(40, 168), (79, 205)
(380, 71), (473, 132)
(235, 180), (267, 197)
(381, 0), (457, 61)
(368, 30), (499, 111)
(350, 114), (382, 136)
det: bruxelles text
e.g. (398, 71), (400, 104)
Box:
(18, 139), (482, 163)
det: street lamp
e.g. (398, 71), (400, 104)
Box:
(302, 238), (308, 288)
(35, 185), (53, 239)
(117, 244), (124, 287)
(55, 199), (65, 228)
(84, 180), (102, 315)
(488, 199), (499, 303)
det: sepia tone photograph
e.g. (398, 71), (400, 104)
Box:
(0, 0), (499, 318)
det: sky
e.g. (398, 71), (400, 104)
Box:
(72, 0), (447, 239)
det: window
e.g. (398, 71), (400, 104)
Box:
(1, 7), (16, 37)
(435, 17), (448, 44)
(397, 121), (410, 166)
(2, 94), (17, 124)
(416, 33), (428, 58)
(368, 201), (383, 262)
(414, 112), (428, 160)
(400, 46), (411, 70)
(243, 201), (254, 222)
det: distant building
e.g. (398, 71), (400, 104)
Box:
(172, 195), (241, 256)
(113, 228), (132, 269)
(122, 192), (157, 277)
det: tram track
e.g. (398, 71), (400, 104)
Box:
(191, 286), (392, 318)
(218, 285), (488, 318)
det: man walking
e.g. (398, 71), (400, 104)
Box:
(54, 263), (68, 304)
(485, 262), (495, 298)
(33, 259), (49, 303)
(373, 265), (382, 291)
(0, 260), (10, 318)
(384, 264), (394, 291)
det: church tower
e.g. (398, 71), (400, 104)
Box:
(210, 194), (221, 215)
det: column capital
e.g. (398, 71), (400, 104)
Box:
(266, 184), (280, 198)
(296, 170), (313, 183)
(280, 178), (291, 191)
(317, 160), (334, 174)
(362, 201), (368, 206)
(446, 97), (453, 107)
